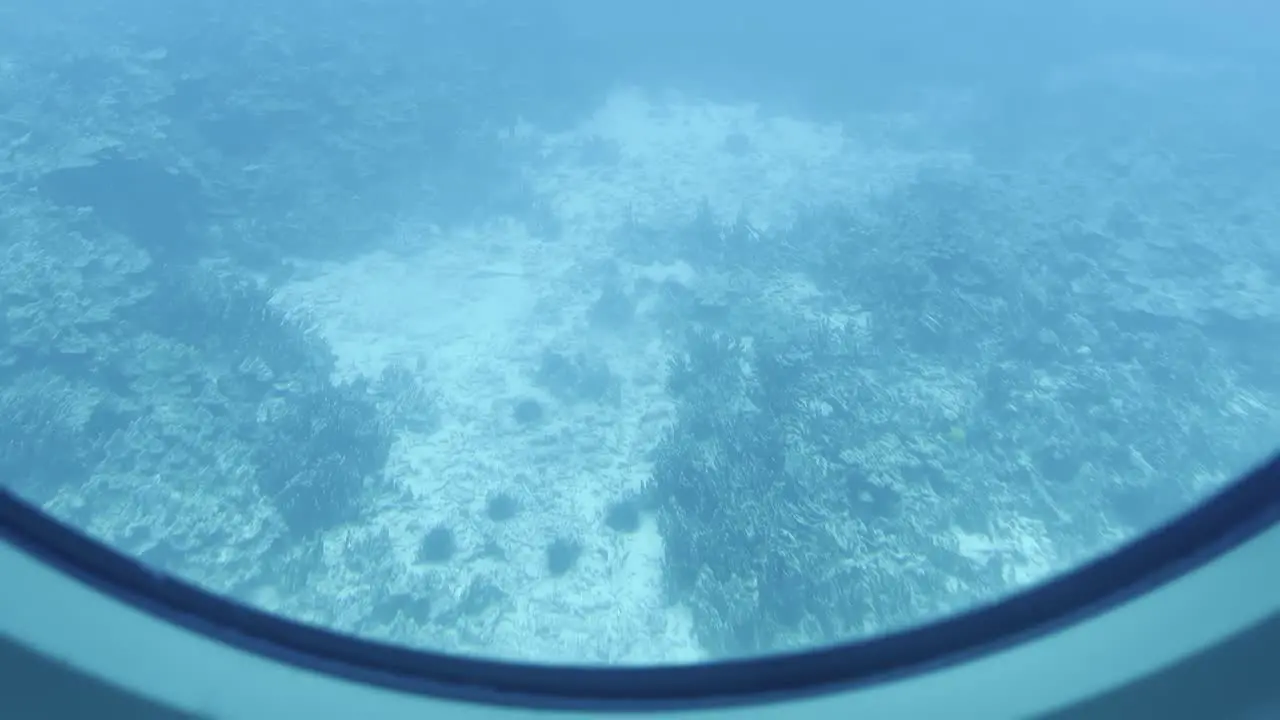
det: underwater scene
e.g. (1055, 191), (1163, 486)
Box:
(1, 0), (1277, 665)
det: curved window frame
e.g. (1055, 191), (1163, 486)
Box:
(3, 452), (1280, 718)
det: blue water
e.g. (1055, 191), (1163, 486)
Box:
(0, 0), (1276, 665)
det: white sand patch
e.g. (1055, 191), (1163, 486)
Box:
(275, 214), (695, 663)
(953, 519), (1057, 590)
(273, 87), (954, 663)
(524, 86), (964, 234)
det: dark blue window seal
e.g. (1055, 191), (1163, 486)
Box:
(2, 451), (1278, 712)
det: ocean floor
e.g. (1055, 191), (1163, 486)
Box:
(269, 87), (1049, 664)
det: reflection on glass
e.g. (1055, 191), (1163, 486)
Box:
(0, 1), (1276, 667)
